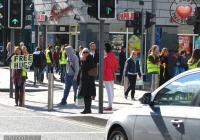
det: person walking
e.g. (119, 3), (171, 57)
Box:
(78, 48), (96, 114)
(53, 46), (60, 74)
(103, 43), (117, 111)
(172, 50), (179, 77)
(59, 45), (67, 83)
(6, 47), (26, 107)
(119, 47), (126, 82)
(147, 45), (160, 81)
(177, 50), (187, 74)
(59, 46), (79, 105)
(188, 49), (200, 69)
(45, 45), (54, 79)
(124, 51), (142, 100)
(159, 48), (170, 86)
(33, 47), (45, 85)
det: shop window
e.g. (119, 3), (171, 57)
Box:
(70, 26), (76, 32)
(47, 26), (56, 32)
(56, 26), (69, 32)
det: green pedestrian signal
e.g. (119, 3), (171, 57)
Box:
(107, 7), (112, 15)
(12, 19), (18, 24)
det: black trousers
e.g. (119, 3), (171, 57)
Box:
(125, 75), (137, 98)
(119, 65), (124, 82)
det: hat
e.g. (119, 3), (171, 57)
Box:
(104, 43), (112, 53)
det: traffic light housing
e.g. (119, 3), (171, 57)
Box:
(24, 0), (33, 27)
(145, 11), (156, 29)
(0, 0), (8, 28)
(133, 11), (142, 35)
(193, 22), (200, 35)
(98, 0), (116, 20)
(83, 0), (98, 20)
(8, 0), (23, 29)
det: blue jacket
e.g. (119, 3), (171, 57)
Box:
(125, 57), (141, 77)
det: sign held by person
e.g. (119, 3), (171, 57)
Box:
(11, 54), (33, 69)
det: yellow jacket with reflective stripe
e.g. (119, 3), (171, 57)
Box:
(46, 49), (51, 63)
(147, 54), (160, 74)
(188, 59), (200, 69)
(60, 51), (66, 64)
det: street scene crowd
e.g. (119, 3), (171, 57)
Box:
(5, 41), (200, 114)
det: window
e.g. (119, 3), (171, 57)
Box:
(154, 73), (200, 106)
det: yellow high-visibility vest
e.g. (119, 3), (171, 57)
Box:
(60, 51), (66, 64)
(189, 59), (200, 69)
(147, 54), (160, 74)
(22, 68), (26, 76)
(46, 49), (51, 64)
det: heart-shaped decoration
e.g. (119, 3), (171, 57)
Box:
(176, 5), (192, 19)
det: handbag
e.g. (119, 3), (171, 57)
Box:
(108, 57), (116, 81)
(75, 96), (84, 107)
(88, 68), (97, 76)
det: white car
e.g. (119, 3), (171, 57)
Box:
(105, 68), (200, 140)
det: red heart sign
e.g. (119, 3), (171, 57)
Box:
(176, 5), (192, 19)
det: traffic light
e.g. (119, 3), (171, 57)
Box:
(24, 0), (33, 27)
(133, 11), (142, 35)
(0, 0), (8, 28)
(193, 22), (200, 35)
(98, 0), (116, 20)
(145, 11), (156, 29)
(83, 0), (98, 20)
(8, 0), (23, 29)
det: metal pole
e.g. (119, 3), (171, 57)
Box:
(99, 20), (104, 113)
(144, 30), (147, 74)
(124, 28), (129, 93)
(193, 35), (195, 51)
(48, 73), (54, 111)
(9, 29), (15, 98)
(150, 0), (156, 46)
(140, 9), (144, 69)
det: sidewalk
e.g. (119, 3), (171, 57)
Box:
(0, 67), (150, 120)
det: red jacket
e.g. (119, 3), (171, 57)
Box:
(104, 52), (117, 81)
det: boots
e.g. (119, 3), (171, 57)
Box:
(19, 92), (24, 107)
(15, 92), (19, 106)
(81, 97), (92, 114)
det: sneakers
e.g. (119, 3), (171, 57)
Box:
(58, 102), (66, 105)
(124, 96), (128, 99)
(132, 98), (136, 101)
(104, 107), (112, 110)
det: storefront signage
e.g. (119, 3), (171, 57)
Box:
(178, 36), (190, 54)
(36, 14), (46, 21)
(49, 5), (73, 21)
(11, 54), (33, 69)
(118, 12), (134, 20)
(170, 0), (197, 24)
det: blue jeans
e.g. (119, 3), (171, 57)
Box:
(173, 66), (179, 77)
(54, 62), (59, 73)
(34, 67), (41, 82)
(146, 72), (158, 82)
(46, 64), (51, 78)
(61, 74), (78, 104)
(178, 67), (185, 74)
(61, 64), (66, 83)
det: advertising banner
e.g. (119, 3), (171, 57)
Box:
(11, 54), (33, 69)
(178, 36), (190, 54)
(128, 35), (140, 53)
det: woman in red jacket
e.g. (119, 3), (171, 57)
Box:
(103, 43), (117, 110)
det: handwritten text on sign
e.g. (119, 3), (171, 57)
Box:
(11, 54), (33, 69)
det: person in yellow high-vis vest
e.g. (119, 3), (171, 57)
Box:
(147, 45), (160, 82)
(59, 45), (67, 83)
(6, 47), (27, 107)
(45, 45), (54, 79)
(188, 49), (200, 69)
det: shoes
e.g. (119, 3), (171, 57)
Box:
(104, 107), (112, 110)
(34, 81), (36, 85)
(58, 102), (66, 105)
(132, 98), (136, 101)
(125, 95), (128, 99)
(80, 109), (92, 114)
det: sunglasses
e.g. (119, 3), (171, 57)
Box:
(83, 52), (89, 54)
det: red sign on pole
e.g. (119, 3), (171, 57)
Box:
(36, 14), (46, 21)
(118, 12), (134, 20)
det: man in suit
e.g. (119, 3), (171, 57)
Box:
(89, 42), (99, 100)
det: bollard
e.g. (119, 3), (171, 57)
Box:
(48, 73), (54, 111)
(22, 84), (25, 106)
(151, 74), (159, 92)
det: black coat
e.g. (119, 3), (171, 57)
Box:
(78, 54), (96, 97)
(119, 51), (126, 67)
(93, 51), (99, 68)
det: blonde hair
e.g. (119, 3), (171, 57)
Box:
(22, 46), (27, 51)
(160, 47), (168, 56)
(148, 45), (158, 56)
(81, 48), (90, 58)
